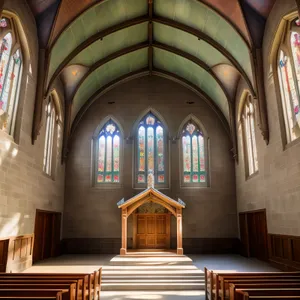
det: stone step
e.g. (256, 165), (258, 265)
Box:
(102, 279), (205, 283)
(101, 282), (205, 291)
(102, 275), (204, 280)
(102, 270), (203, 275)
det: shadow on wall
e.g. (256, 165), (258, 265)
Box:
(0, 133), (19, 166)
(0, 212), (25, 238)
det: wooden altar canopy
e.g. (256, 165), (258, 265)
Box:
(117, 187), (186, 255)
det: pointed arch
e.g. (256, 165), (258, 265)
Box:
(179, 114), (210, 187)
(238, 91), (259, 178)
(0, 13), (25, 138)
(133, 107), (169, 189)
(92, 116), (123, 187)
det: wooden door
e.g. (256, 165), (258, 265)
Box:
(239, 213), (250, 257)
(239, 210), (268, 261)
(136, 214), (170, 249)
(33, 210), (61, 263)
(0, 239), (8, 272)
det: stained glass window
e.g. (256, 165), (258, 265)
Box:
(0, 17), (23, 136)
(137, 113), (165, 184)
(276, 18), (300, 143)
(96, 120), (120, 183)
(241, 95), (258, 177)
(182, 121), (206, 183)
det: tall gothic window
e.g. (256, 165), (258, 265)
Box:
(241, 94), (258, 177)
(136, 113), (166, 186)
(181, 121), (207, 186)
(277, 17), (300, 143)
(43, 98), (56, 176)
(96, 119), (120, 184)
(0, 17), (23, 136)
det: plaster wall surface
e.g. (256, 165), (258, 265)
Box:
(63, 76), (237, 244)
(0, 1), (65, 238)
(235, 0), (300, 236)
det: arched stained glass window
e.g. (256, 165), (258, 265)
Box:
(181, 122), (206, 184)
(276, 17), (300, 143)
(0, 17), (23, 136)
(96, 120), (120, 183)
(137, 113), (165, 185)
(240, 94), (258, 177)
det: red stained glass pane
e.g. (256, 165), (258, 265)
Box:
(138, 126), (145, 172)
(184, 175), (190, 183)
(147, 127), (154, 172)
(199, 135), (205, 172)
(138, 174), (145, 183)
(200, 175), (205, 183)
(158, 175), (164, 183)
(182, 136), (191, 172)
(193, 174), (198, 182)
(114, 175), (119, 182)
(98, 136), (105, 172)
(97, 174), (104, 183)
(156, 126), (164, 172)
(192, 136), (199, 172)
(106, 136), (112, 172)
(105, 175), (112, 182)
(113, 135), (120, 172)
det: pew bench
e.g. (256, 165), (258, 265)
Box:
(204, 267), (300, 300)
(229, 283), (300, 300)
(234, 288), (300, 300)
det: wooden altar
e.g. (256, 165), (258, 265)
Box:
(117, 187), (186, 255)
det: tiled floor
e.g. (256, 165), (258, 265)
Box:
(24, 254), (279, 300)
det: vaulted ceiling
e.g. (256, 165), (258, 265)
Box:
(27, 0), (276, 133)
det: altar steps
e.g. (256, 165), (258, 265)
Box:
(101, 253), (205, 291)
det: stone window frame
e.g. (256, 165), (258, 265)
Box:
(272, 13), (300, 148)
(132, 107), (170, 190)
(43, 91), (63, 180)
(178, 114), (210, 188)
(92, 115), (124, 189)
(239, 93), (259, 179)
(0, 14), (24, 139)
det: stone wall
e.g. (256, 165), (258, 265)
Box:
(63, 76), (237, 253)
(0, 0), (65, 239)
(235, 0), (300, 236)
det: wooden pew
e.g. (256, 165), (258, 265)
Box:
(229, 283), (300, 300)
(234, 288), (300, 300)
(0, 289), (73, 300)
(204, 268), (300, 300)
(221, 278), (300, 300)
(0, 268), (102, 300)
(0, 275), (88, 300)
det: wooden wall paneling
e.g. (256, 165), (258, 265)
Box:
(268, 234), (300, 271)
(6, 234), (34, 273)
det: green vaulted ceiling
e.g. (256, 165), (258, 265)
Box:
(46, 0), (256, 130)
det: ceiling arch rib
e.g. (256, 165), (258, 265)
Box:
(154, 0), (253, 85)
(70, 69), (230, 141)
(47, 0), (148, 85)
(71, 46), (230, 126)
(47, 18), (252, 98)
(72, 48), (149, 123)
(153, 47), (229, 121)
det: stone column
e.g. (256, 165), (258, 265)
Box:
(176, 208), (183, 255)
(120, 208), (127, 255)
